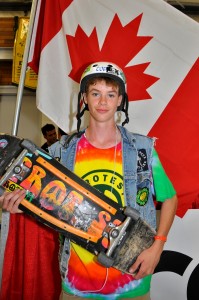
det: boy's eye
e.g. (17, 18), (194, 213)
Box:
(107, 93), (117, 99)
(91, 92), (99, 97)
(108, 93), (115, 98)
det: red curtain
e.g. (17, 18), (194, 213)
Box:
(0, 214), (61, 300)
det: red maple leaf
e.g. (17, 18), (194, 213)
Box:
(66, 14), (159, 101)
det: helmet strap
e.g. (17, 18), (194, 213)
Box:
(121, 93), (129, 126)
(76, 92), (88, 132)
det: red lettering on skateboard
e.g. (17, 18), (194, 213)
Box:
(88, 211), (111, 237)
(40, 180), (67, 206)
(20, 165), (46, 197)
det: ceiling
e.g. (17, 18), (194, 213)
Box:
(0, 1), (31, 12)
(0, 0), (199, 14)
(166, 0), (199, 14)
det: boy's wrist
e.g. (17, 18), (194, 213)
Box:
(154, 235), (167, 242)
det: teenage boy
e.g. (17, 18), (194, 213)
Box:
(0, 62), (177, 300)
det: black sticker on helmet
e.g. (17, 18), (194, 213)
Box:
(137, 149), (148, 172)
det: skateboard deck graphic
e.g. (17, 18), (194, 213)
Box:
(0, 134), (156, 274)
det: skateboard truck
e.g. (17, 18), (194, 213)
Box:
(97, 207), (140, 268)
(20, 139), (38, 154)
(0, 139), (39, 194)
(0, 149), (29, 188)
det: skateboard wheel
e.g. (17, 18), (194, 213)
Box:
(124, 206), (140, 221)
(97, 252), (114, 268)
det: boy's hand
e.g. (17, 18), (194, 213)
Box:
(0, 189), (26, 213)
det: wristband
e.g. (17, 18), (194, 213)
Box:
(154, 235), (167, 242)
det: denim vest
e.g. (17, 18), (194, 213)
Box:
(60, 126), (156, 229)
(48, 135), (69, 161)
(59, 126), (156, 279)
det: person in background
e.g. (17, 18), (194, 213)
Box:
(41, 123), (58, 152)
(48, 127), (68, 161)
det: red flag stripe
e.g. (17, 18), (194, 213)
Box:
(149, 58), (199, 217)
(29, 0), (73, 73)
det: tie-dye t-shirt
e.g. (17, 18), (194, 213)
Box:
(62, 134), (176, 299)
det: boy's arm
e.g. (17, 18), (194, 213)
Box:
(156, 194), (178, 238)
(129, 194), (178, 279)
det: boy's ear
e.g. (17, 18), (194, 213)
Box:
(83, 93), (87, 104)
(118, 95), (122, 106)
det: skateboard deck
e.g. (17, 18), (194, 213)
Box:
(0, 134), (156, 274)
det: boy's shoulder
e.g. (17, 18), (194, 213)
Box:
(119, 126), (154, 145)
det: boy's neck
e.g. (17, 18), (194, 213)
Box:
(85, 124), (121, 149)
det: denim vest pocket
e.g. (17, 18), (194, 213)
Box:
(136, 173), (156, 229)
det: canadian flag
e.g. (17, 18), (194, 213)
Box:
(2, 0), (199, 299)
(29, 0), (199, 218)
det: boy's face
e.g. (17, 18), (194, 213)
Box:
(84, 79), (122, 124)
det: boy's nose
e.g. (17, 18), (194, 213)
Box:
(99, 95), (107, 105)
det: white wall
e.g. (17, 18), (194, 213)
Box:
(0, 86), (41, 145)
(0, 86), (58, 147)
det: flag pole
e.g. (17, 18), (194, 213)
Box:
(12, 0), (39, 135)
(0, 0), (39, 289)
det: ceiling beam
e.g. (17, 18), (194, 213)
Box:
(0, 1), (32, 12)
(167, 2), (199, 14)
(1, 1), (199, 15)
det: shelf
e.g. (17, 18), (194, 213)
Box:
(0, 47), (13, 60)
(0, 85), (35, 95)
(0, 1), (32, 12)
